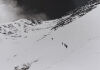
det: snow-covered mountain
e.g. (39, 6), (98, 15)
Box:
(0, 1), (100, 70)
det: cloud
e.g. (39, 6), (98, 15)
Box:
(0, 0), (25, 24)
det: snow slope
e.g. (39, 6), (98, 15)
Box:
(0, 4), (100, 70)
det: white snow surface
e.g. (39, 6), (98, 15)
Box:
(0, 4), (100, 70)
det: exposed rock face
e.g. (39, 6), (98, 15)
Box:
(0, 18), (57, 39)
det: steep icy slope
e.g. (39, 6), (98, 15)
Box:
(0, 1), (100, 70)
(40, 4), (100, 70)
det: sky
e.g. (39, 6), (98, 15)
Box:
(0, 0), (89, 24)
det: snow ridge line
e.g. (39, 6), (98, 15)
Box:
(52, 0), (100, 30)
